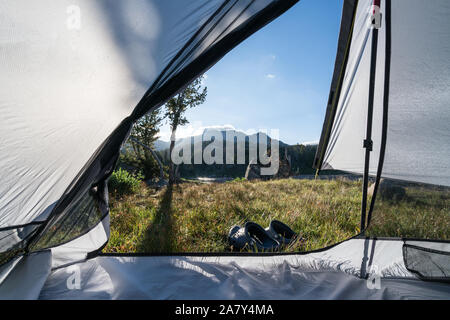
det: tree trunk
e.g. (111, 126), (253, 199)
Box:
(168, 123), (178, 186)
(169, 141), (175, 185)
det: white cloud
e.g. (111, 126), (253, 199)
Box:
(265, 73), (276, 79)
(158, 122), (238, 142)
(269, 54), (276, 60)
(201, 124), (235, 132)
(300, 140), (319, 145)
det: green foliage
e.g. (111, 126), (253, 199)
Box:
(120, 109), (164, 180)
(165, 76), (207, 184)
(164, 77), (207, 130)
(286, 144), (317, 175)
(119, 150), (161, 181)
(108, 168), (143, 197)
(132, 110), (163, 146)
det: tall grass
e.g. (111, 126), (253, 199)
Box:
(105, 178), (363, 253)
(366, 185), (450, 239)
(104, 178), (449, 254)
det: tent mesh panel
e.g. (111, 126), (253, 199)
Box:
(30, 187), (105, 252)
(403, 244), (450, 281)
(0, 225), (39, 266)
(366, 180), (450, 240)
(366, 1), (450, 241)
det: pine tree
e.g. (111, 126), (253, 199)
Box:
(165, 77), (207, 185)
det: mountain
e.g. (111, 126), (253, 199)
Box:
(156, 127), (288, 151)
(154, 139), (170, 151)
(154, 128), (317, 178)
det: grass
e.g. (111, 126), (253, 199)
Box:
(103, 178), (449, 254)
(366, 185), (450, 239)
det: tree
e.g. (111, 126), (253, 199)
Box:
(165, 77), (207, 185)
(121, 109), (164, 180)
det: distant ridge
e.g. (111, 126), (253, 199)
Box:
(155, 127), (288, 151)
(151, 128), (318, 177)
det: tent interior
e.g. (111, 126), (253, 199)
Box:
(0, 0), (449, 299)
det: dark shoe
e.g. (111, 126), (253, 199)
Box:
(228, 222), (279, 252)
(228, 225), (247, 250)
(266, 220), (297, 246)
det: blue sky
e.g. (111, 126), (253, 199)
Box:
(159, 0), (344, 145)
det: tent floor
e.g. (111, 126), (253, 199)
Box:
(36, 239), (450, 300)
(38, 256), (449, 300)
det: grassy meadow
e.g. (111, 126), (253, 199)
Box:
(366, 184), (450, 240)
(103, 177), (448, 254)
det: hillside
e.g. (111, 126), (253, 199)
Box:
(153, 128), (318, 178)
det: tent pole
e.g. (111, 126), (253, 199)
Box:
(367, 0), (390, 228)
(360, 1), (381, 232)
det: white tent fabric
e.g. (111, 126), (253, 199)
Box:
(1, 0), (450, 300)
(381, 0), (450, 186)
(49, 215), (109, 269)
(0, 238), (446, 299)
(33, 239), (450, 300)
(0, 0), (296, 265)
(0, 251), (52, 299)
(320, 0), (450, 187)
(0, 256), (23, 285)
(322, 0), (384, 176)
(0, 0), (229, 229)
